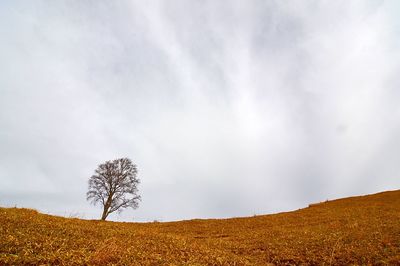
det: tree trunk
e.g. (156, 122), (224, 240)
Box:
(101, 205), (109, 220)
(101, 196), (112, 220)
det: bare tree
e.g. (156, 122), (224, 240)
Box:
(87, 158), (141, 220)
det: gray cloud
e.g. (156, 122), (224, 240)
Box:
(0, 0), (399, 221)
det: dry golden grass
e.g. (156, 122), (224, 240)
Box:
(1, 190), (399, 265)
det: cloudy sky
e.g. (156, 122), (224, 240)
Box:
(1, 0), (399, 222)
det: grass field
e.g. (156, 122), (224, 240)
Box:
(1, 190), (399, 265)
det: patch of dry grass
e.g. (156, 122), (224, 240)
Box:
(1, 190), (399, 265)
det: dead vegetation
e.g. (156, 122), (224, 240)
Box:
(1, 190), (399, 265)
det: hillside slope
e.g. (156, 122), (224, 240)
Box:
(1, 190), (399, 265)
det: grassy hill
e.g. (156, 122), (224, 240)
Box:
(1, 190), (399, 265)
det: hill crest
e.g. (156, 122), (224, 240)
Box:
(1, 189), (399, 265)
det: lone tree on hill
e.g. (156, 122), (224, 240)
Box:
(87, 158), (141, 220)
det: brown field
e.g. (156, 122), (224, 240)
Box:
(1, 190), (399, 265)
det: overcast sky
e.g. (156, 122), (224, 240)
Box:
(1, 0), (399, 222)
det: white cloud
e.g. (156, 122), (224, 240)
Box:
(0, 1), (399, 221)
